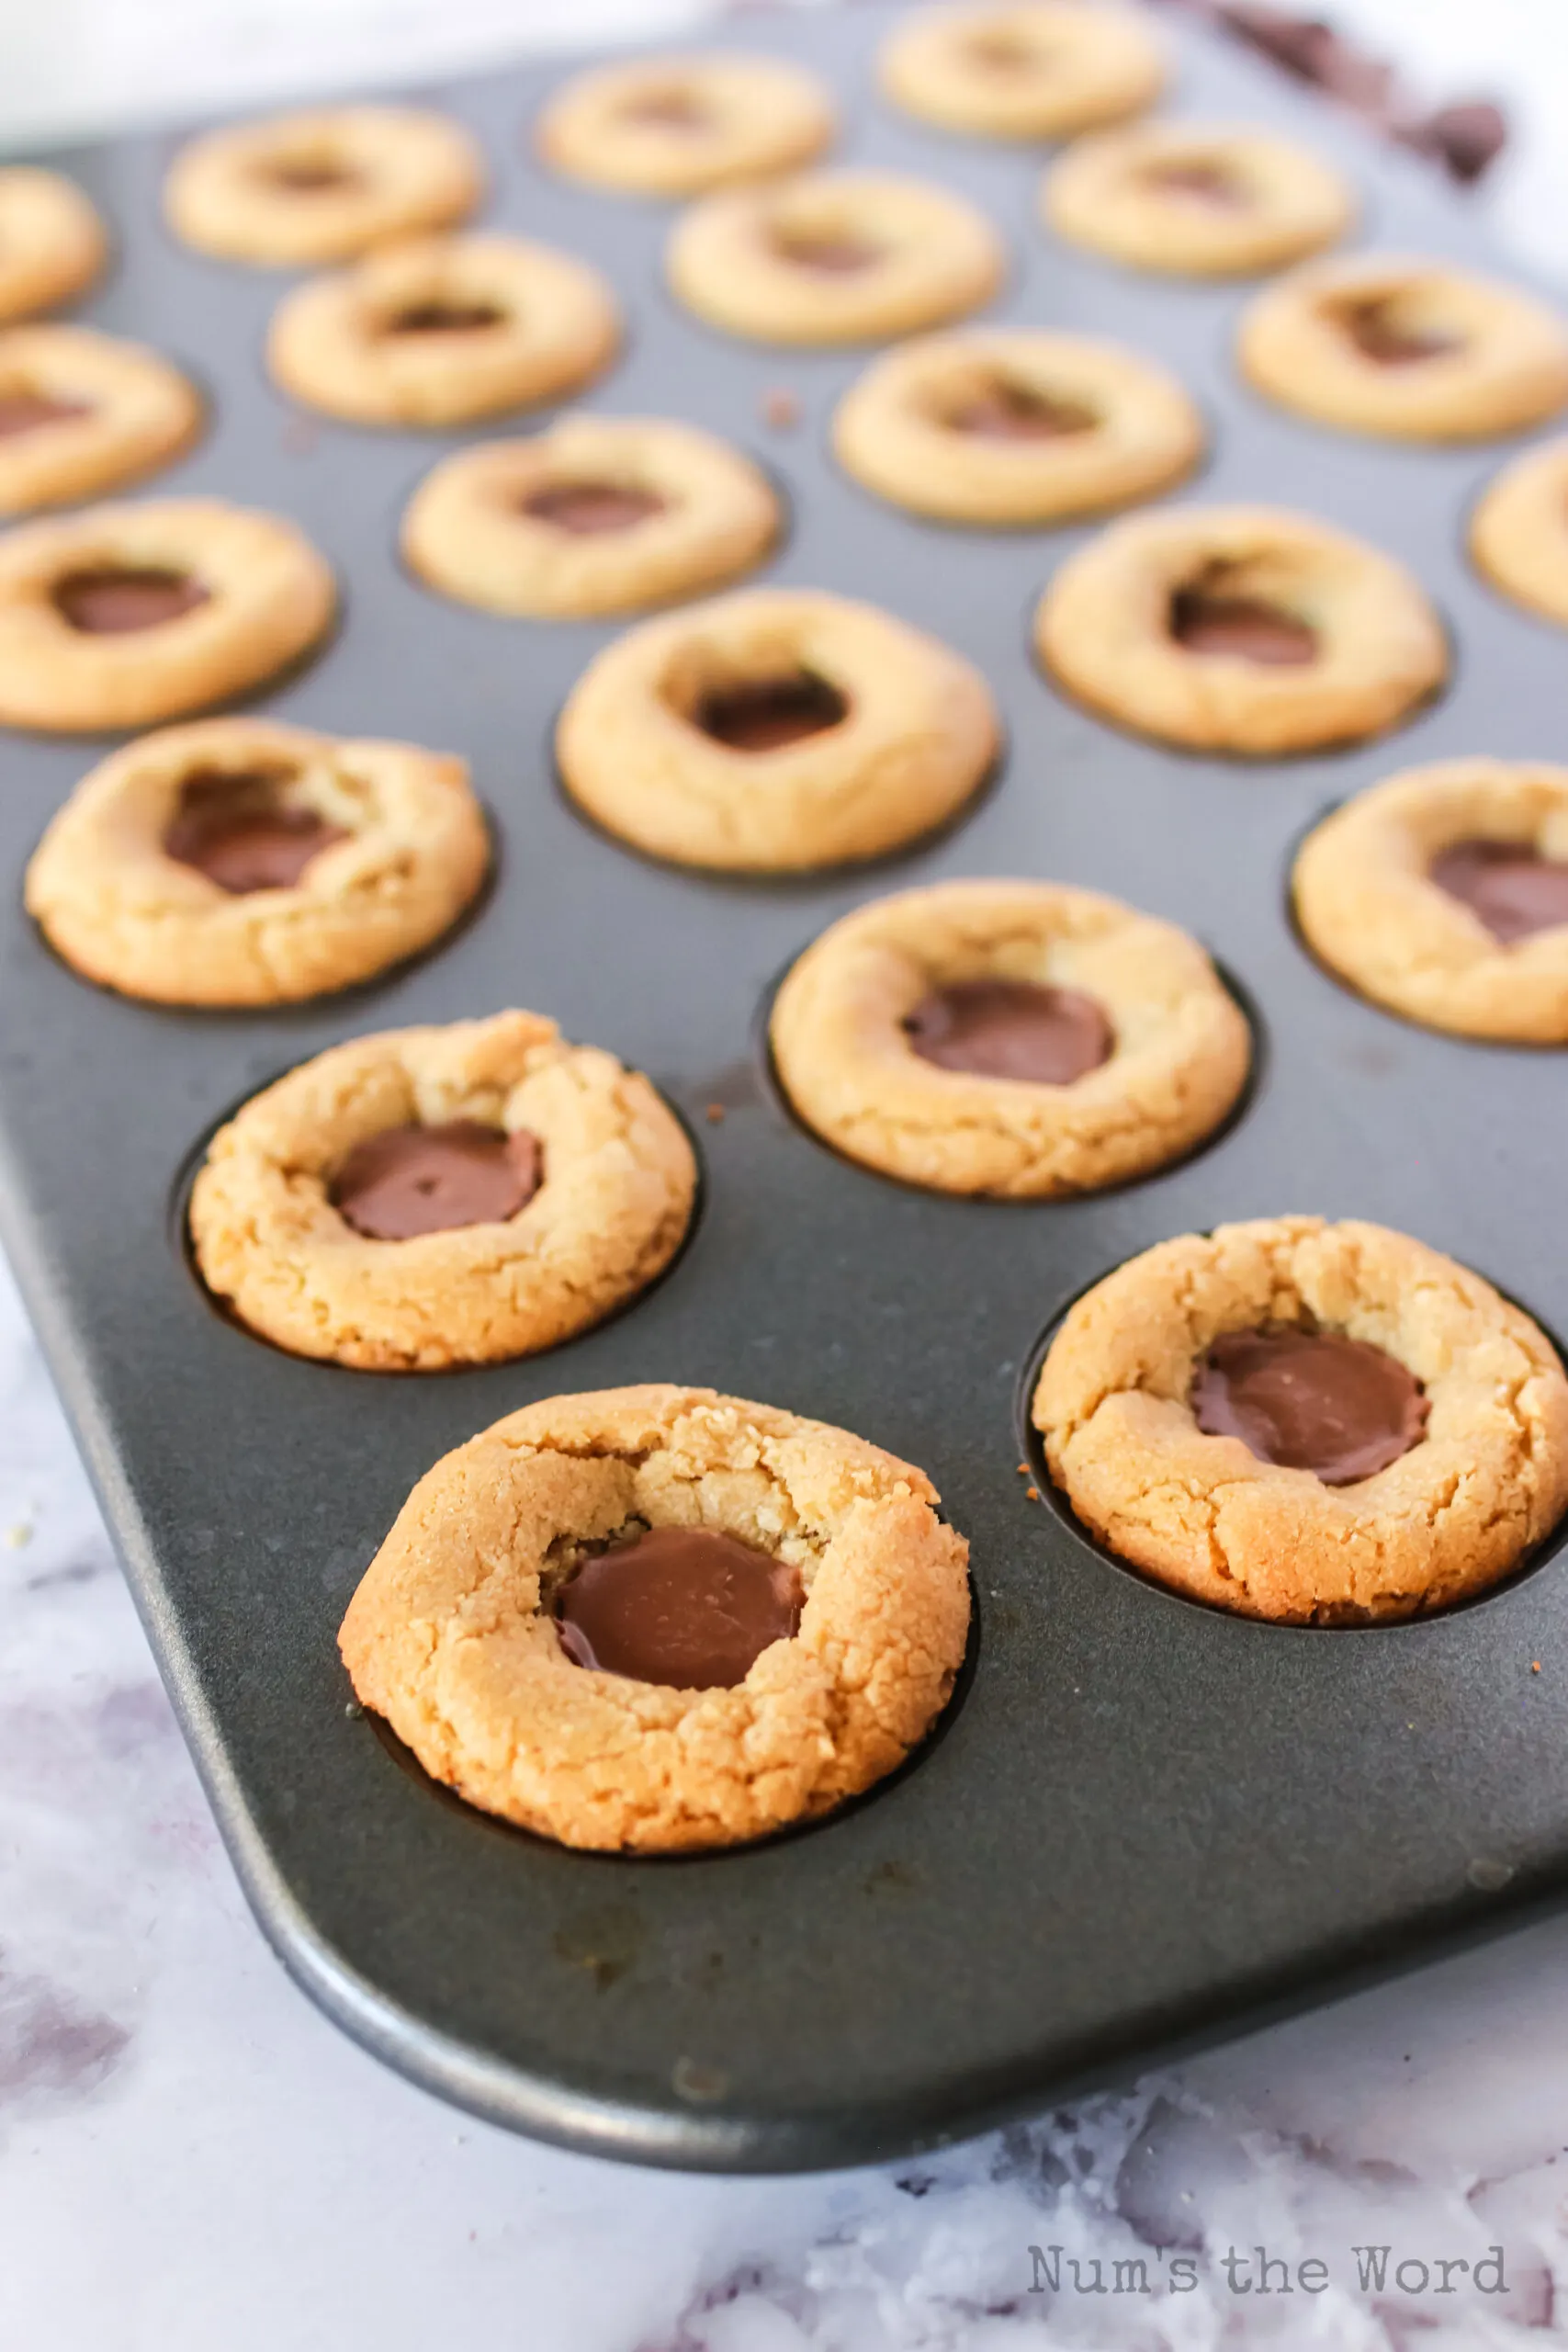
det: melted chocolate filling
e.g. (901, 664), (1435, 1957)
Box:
(163, 769), (348, 895)
(385, 300), (505, 335)
(944, 379), (1098, 440)
(1337, 298), (1460, 367)
(1192, 1325), (1428, 1486)
(694, 672), (848, 752)
(265, 159), (360, 192)
(966, 33), (1039, 71)
(905, 978), (1113, 1086)
(52, 567), (210, 635)
(1144, 160), (1247, 207)
(771, 228), (880, 275)
(1169, 576), (1317, 665)
(0, 391), (91, 438)
(622, 88), (708, 130)
(554, 1525), (802, 1689)
(332, 1122), (543, 1240)
(522, 481), (666, 535)
(1430, 838), (1568, 944)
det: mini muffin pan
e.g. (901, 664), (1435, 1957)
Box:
(4, 6), (1568, 2174)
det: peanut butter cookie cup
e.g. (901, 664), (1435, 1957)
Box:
(0, 326), (201, 516)
(339, 1384), (971, 1851)
(536, 51), (835, 197)
(267, 234), (620, 428)
(0, 497), (335, 733)
(1238, 254), (1568, 441)
(402, 416), (779, 619)
(26, 717), (489, 1006)
(667, 169), (1005, 346)
(1293, 758), (1568, 1043)
(0, 169), (107, 324)
(188, 1011), (695, 1371)
(1032, 1216), (1568, 1623)
(771, 878), (1249, 1196)
(1043, 122), (1354, 278)
(557, 586), (998, 872)
(1034, 503), (1446, 755)
(879, 1), (1163, 141)
(164, 106), (483, 267)
(833, 327), (1202, 525)
(1471, 436), (1568, 628)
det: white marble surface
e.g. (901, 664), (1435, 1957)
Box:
(7, 4), (1568, 2346)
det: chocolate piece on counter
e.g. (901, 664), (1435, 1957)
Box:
(772, 230), (880, 275)
(1218, 5), (1393, 113)
(332, 1120), (543, 1240)
(946, 379), (1098, 439)
(164, 768), (348, 894)
(695, 671), (848, 752)
(1192, 1324), (1428, 1484)
(385, 301), (504, 335)
(905, 978), (1113, 1085)
(0, 392), (92, 438)
(52, 567), (210, 634)
(1337, 298), (1459, 367)
(1170, 582), (1317, 664)
(1430, 838), (1568, 944)
(1396, 100), (1507, 186)
(555, 1524), (803, 1688)
(522, 481), (666, 535)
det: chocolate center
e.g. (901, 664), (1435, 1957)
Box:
(771, 227), (880, 275)
(944, 379), (1098, 440)
(966, 33), (1041, 71)
(1143, 160), (1247, 208)
(1191, 1326), (1428, 1485)
(0, 391), (92, 438)
(331, 1121), (543, 1240)
(1169, 578), (1317, 665)
(163, 768), (348, 895)
(622, 88), (708, 130)
(385, 300), (505, 335)
(905, 978), (1113, 1085)
(554, 1525), (802, 1689)
(1430, 838), (1568, 944)
(1337, 298), (1460, 367)
(265, 158), (360, 192)
(694, 671), (848, 752)
(52, 567), (210, 635)
(522, 481), (666, 535)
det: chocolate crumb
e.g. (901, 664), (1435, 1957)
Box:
(761, 388), (801, 430)
(705, 1102), (726, 1125)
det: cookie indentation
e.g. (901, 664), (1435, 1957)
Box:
(163, 766), (348, 895)
(522, 480), (667, 536)
(942, 377), (1098, 439)
(0, 391), (92, 438)
(332, 1119), (543, 1240)
(1430, 838), (1568, 944)
(905, 978), (1112, 1085)
(555, 1525), (803, 1688)
(694, 670), (849, 752)
(1336, 297), (1461, 368)
(770, 226), (881, 275)
(384, 299), (506, 335)
(620, 88), (709, 132)
(1170, 571), (1316, 665)
(264, 159), (363, 193)
(53, 565), (210, 635)
(1142, 160), (1246, 208)
(1191, 1325), (1428, 1486)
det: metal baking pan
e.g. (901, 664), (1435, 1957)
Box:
(5, 4), (1568, 2175)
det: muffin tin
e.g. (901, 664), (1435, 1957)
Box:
(3, 6), (1568, 2173)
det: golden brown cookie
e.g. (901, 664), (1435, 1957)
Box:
(1043, 122), (1354, 278)
(188, 1011), (695, 1370)
(1471, 436), (1568, 628)
(832, 327), (1202, 525)
(557, 586), (998, 872)
(1292, 758), (1568, 1043)
(536, 51), (835, 197)
(667, 169), (1005, 346)
(164, 106), (483, 267)
(1238, 254), (1568, 441)
(879, 1), (1164, 141)
(266, 233), (620, 428)
(0, 325), (201, 516)
(1034, 503), (1447, 755)
(770, 878), (1249, 1196)
(25, 717), (489, 1007)
(339, 1383), (971, 1851)
(0, 497), (335, 733)
(402, 415), (779, 618)
(0, 169), (107, 324)
(1032, 1216), (1568, 1623)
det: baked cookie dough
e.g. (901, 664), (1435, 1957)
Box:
(1032, 1216), (1568, 1623)
(0, 169), (107, 325)
(1471, 436), (1568, 627)
(536, 51), (835, 197)
(338, 1383), (971, 1850)
(667, 169), (1005, 345)
(1043, 123), (1354, 278)
(879, 1), (1163, 142)
(25, 716), (489, 1006)
(267, 233), (620, 427)
(1034, 503), (1447, 755)
(164, 106), (482, 267)
(832, 327), (1202, 526)
(1238, 254), (1568, 441)
(0, 325), (201, 516)
(1293, 758), (1568, 1043)
(771, 878), (1249, 1196)
(0, 497), (335, 733)
(188, 1010), (695, 1370)
(402, 415), (778, 618)
(557, 586), (998, 872)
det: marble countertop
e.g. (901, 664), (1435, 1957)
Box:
(6, 5), (1568, 2346)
